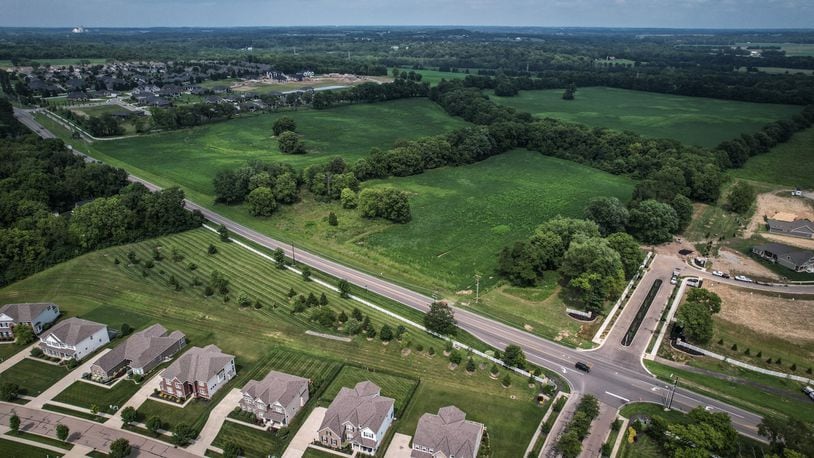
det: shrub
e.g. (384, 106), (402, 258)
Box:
(238, 292), (252, 307)
(416, 344), (424, 352)
(172, 423), (195, 446)
(428, 347), (435, 356)
(208, 244), (217, 255)
(380, 324), (394, 342)
(366, 327), (377, 339)
(731, 343), (738, 351)
(502, 374), (512, 387)
(0, 382), (19, 401)
(31, 347), (43, 357)
(120, 323), (133, 337)
(56, 423), (69, 441)
(187, 262), (197, 271)
(328, 212), (338, 226)
(144, 260), (154, 269)
(114, 257), (120, 265)
(449, 349), (462, 365)
(466, 358), (476, 373)
(204, 286), (214, 297)
(490, 364), (499, 376)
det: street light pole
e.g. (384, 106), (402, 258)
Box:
(666, 377), (678, 410)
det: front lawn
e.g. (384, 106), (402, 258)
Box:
(53, 379), (142, 413)
(0, 437), (64, 458)
(1, 358), (70, 396)
(212, 421), (285, 458)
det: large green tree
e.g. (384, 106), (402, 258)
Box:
(246, 187), (277, 217)
(676, 300), (715, 344)
(278, 131), (306, 154)
(272, 116), (296, 136)
(727, 181), (756, 214)
(424, 302), (457, 336)
(69, 196), (131, 249)
(627, 199), (679, 244)
(584, 196), (629, 236)
(605, 232), (645, 279)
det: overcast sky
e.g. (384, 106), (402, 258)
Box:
(2, 0), (812, 29)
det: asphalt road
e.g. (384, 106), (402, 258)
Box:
(17, 108), (807, 444)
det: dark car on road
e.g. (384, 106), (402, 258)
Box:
(575, 361), (592, 373)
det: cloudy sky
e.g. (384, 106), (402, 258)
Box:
(2, 0), (812, 28)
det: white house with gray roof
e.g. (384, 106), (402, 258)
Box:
(38, 317), (109, 361)
(158, 344), (235, 400)
(90, 324), (186, 382)
(239, 370), (309, 428)
(411, 406), (484, 458)
(0, 302), (60, 339)
(317, 381), (395, 455)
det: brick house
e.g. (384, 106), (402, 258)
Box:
(239, 370), (309, 428)
(158, 345), (235, 400)
(317, 381), (395, 455)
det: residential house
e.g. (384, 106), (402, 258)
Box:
(67, 91), (89, 101)
(0, 303), (60, 339)
(90, 324), (186, 382)
(38, 317), (109, 361)
(752, 243), (814, 272)
(317, 381), (395, 455)
(767, 218), (814, 239)
(158, 344), (236, 401)
(411, 406), (485, 458)
(239, 370), (309, 428)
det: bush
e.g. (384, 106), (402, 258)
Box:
(328, 211), (338, 226)
(449, 349), (462, 365)
(501, 373), (512, 387)
(428, 347), (435, 356)
(208, 244), (217, 255)
(31, 347), (43, 357)
(490, 364), (499, 376)
(0, 382), (19, 402)
(172, 423), (195, 446)
(187, 262), (197, 271)
(120, 323), (133, 337)
(466, 358), (476, 373)
(416, 344), (424, 352)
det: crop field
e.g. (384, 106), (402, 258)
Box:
(490, 87), (801, 147)
(318, 365), (418, 415)
(90, 97), (467, 188)
(391, 67), (470, 85)
(0, 228), (543, 437)
(736, 43), (814, 57)
(363, 149), (634, 290)
(731, 127), (814, 189)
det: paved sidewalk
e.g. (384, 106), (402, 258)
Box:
(540, 394), (581, 457)
(282, 406), (326, 458)
(578, 401), (617, 458)
(0, 401), (197, 457)
(0, 342), (37, 373)
(0, 424), (69, 455)
(186, 388), (243, 455)
(28, 349), (111, 409)
(105, 374), (162, 429)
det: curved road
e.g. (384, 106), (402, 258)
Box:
(17, 107), (812, 444)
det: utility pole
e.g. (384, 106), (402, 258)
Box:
(666, 377), (678, 410)
(474, 273), (481, 304)
(291, 243), (295, 264)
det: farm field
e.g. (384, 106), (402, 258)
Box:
(490, 87), (801, 147)
(88, 97), (468, 191)
(390, 67), (470, 85)
(737, 42), (814, 57)
(731, 127), (814, 189)
(362, 149), (634, 290)
(0, 228), (544, 440)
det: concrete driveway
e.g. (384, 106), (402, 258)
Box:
(384, 433), (412, 458)
(187, 388), (243, 455)
(282, 406), (326, 458)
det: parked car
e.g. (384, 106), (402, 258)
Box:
(735, 275), (754, 283)
(686, 278), (703, 288)
(804, 386), (814, 401)
(712, 270), (724, 277)
(575, 361), (592, 373)
(670, 277), (678, 285)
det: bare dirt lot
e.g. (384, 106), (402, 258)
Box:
(711, 248), (781, 280)
(705, 282), (814, 343)
(745, 192), (814, 238)
(231, 74), (392, 92)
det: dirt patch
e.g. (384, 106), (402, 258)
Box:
(762, 232), (814, 250)
(230, 73), (391, 92)
(553, 330), (571, 342)
(706, 282), (814, 343)
(710, 248), (780, 280)
(655, 239), (696, 257)
(746, 192), (814, 238)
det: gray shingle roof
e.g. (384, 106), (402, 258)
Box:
(161, 344), (234, 383)
(40, 317), (106, 346)
(319, 381), (394, 436)
(754, 242), (814, 266)
(242, 370), (308, 407)
(0, 303), (55, 322)
(411, 406), (484, 458)
(93, 324), (185, 373)
(767, 219), (814, 237)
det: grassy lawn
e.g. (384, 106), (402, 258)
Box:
(490, 87), (801, 148)
(0, 358), (70, 396)
(397, 382), (543, 458)
(0, 343), (24, 361)
(212, 421), (285, 458)
(619, 402), (767, 457)
(683, 203), (744, 243)
(0, 437), (63, 457)
(644, 360), (814, 424)
(302, 448), (340, 458)
(318, 365), (418, 415)
(42, 403), (106, 422)
(731, 127), (814, 189)
(53, 379), (142, 413)
(6, 431), (73, 450)
(0, 228), (544, 445)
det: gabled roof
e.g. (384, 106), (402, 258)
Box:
(161, 344), (234, 383)
(319, 381), (394, 437)
(242, 370), (309, 408)
(412, 406), (484, 458)
(93, 324), (185, 372)
(0, 303), (56, 322)
(767, 219), (814, 236)
(40, 317), (106, 346)
(753, 243), (814, 266)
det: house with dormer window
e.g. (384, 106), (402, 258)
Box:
(317, 381), (395, 455)
(239, 370), (309, 428)
(0, 302), (60, 339)
(38, 317), (109, 361)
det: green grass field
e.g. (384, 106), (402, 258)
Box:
(490, 87), (801, 147)
(390, 68), (470, 86)
(363, 149), (634, 289)
(0, 359), (70, 396)
(0, 437), (63, 457)
(736, 43), (814, 57)
(731, 127), (814, 189)
(0, 228), (543, 440)
(737, 66), (814, 76)
(53, 379), (143, 413)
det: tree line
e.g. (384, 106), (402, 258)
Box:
(0, 133), (202, 286)
(150, 102), (238, 130)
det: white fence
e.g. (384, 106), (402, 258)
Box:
(675, 339), (812, 384)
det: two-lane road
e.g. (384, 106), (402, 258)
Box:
(17, 108), (800, 442)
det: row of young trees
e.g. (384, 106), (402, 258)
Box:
(0, 133), (202, 286)
(54, 108), (128, 137)
(150, 102), (237, 130)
